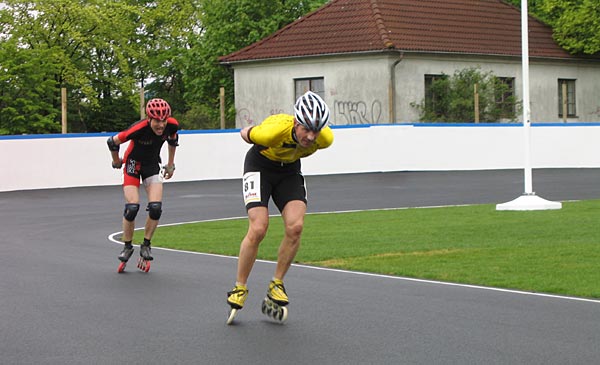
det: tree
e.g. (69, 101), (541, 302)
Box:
(540, 0), (600, 54)
(411, 67), (521, 123)
(0, 0), (330, 134)
(504, 0), (600, 55)
(181, 0), (328, 129)
(0, 41), (61, 134)
(0, 0), (141, 134)
(130, 0), (203, 121)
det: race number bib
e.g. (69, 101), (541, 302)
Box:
(243, 172), (261, 205)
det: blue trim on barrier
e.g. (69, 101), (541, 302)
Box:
(0, 132), (115, 140)
(3, 122), (600, 140)
(411, 123), (522, 127)
(0, 129), (240, 140)
(329, 122), (600, 128)
(411, 122), (600, 127)
(330, 124), (371, 129)
(179, 129), (240, 134)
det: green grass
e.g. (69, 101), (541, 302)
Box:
(133, 200), (600, 299)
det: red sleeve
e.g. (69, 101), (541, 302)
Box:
(166, 117), (180, 146)
(117, 119), (148, 142)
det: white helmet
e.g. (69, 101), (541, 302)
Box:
(294, 91), (330, 131)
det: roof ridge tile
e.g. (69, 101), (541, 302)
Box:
(370, 0), (395, 49)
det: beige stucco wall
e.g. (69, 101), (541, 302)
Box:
(394, 54), (524, 123)
(232, 54), (391, 127)
(230, 53), (600, 127)
(396, 53), (600, 123)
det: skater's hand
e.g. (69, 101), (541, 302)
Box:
(163, 164), (175, 179)
(111, 159), (123, 169)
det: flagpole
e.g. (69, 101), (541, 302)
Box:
(522, 0), (533, 195)
(496, 0), (561, 211)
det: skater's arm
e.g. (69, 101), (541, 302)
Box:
(107, 135), (123, 169)
(240, 126), (254, 144)
(163, 144), (176, 179)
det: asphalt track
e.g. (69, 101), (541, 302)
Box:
(2, 169), (600, 364)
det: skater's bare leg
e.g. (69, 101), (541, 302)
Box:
(226, 207), (267, 319)
(143, 182), (163, 241)
(273, 200), (305, 280)
(235, 206), (269, 285)
(122, 185), (140, 242)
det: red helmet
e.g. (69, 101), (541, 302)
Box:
(146, 98), (171, 120)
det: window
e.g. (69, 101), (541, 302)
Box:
(294, 78), (325, 100)
(424, 74), (447, 116)
(495, 77), (516, 118)
(558, 79), (576, 118)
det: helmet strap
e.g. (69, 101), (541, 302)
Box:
(291, 123), (299, 143)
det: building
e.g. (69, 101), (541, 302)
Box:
(219, 0), (600, 127)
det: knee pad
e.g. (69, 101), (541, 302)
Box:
(123, 203), (140, 222)
(147, 201), (162, 220)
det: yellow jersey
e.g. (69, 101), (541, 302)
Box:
(248, 114), (334, 164)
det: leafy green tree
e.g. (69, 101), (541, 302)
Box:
(182, 0), (328, 129)
(0, 42), (61, 134)
(131, 0), (203, 121)
(0, 0), (141, 134)
(0, 0), (328, 134)
(411, 67), (520, 123)
(540, 0), (600, 54)
(504, 0), (600, 55)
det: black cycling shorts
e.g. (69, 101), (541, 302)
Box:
(123, 157), (161, 187)
(242, 146), (307, 212)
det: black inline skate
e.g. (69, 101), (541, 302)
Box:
(137, 241), (153, 272)
(117, 243), (134, 273)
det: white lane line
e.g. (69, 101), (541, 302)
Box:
(107, 208), (600, 305)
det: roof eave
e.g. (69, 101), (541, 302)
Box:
(220, 49), (587, 66)
(219, 49), (397, 66)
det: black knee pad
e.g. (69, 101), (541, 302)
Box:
(123, 203), (140, 222)
(147, 201), (162, 220)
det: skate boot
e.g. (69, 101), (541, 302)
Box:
(261, 279), (288, 323)
(226, 284), (248, 325)
(117, 243), (134, 273)
(137, 241), (153, 272)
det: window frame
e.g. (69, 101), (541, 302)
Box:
(294, 77), (325, 100)
(558, 79), (577, 118)
(424, 74), (447, 117)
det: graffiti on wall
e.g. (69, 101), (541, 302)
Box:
(236, 108), (286, 127)
(334, 99), (382, 125)
(236, 108), (255, 127)
(237, 99), (384, 127)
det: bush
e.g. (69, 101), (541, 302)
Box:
(411, 67), (521, 123)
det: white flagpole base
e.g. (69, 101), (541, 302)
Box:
(496, 194), (562, 211)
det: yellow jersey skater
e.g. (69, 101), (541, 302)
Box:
(227, 91), (334, 324)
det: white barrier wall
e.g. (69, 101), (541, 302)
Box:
(2, 124), (600, 192)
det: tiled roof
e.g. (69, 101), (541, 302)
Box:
(219, 0), (575, 63)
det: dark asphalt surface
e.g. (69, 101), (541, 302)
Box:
(1, 169), (600, 364)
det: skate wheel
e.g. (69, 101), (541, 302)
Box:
(118, 261), (127, 273)
(137, 258), (150, 272)
(261, 297), (288, 323)
(261, 298), (270, 315)
(279, 306), (288, 323)
(226, 308), (238, 325)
